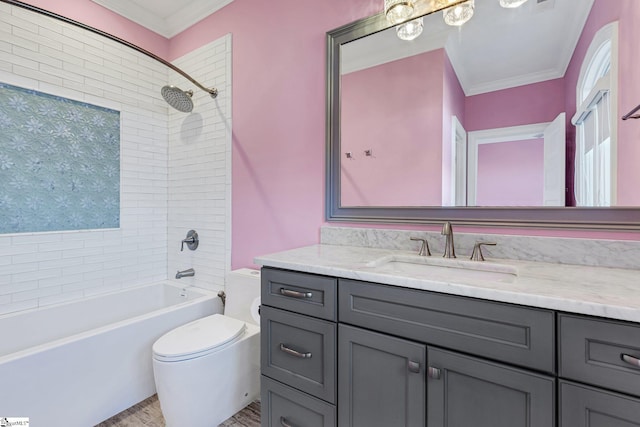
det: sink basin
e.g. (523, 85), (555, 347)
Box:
(366, 254), (518, 283)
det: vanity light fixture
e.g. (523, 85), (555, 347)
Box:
(384, 0), (415, 24)
(442, 0), (475, 26)
(499, 0), (529, 8)
(396, 17), (424, 41)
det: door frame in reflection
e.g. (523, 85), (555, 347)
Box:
(467, 116), (566, 207)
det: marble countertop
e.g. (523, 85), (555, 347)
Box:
(255, 244), (640, 323)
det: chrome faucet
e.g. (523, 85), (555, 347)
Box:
(441, 221), (456, 258)
(175, 268), (195, 279)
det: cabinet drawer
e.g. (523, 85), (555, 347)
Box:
(261, 306), (336, 403)
(559, 314), (640, 397)
(339, 279), (555, 373)
(261, 376), (336, 427)
(560, 381), (640, 426)
(262, 268), (337, 321)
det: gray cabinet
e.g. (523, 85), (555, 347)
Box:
(428, 347), (555, 427)
(261, 306), (336, 403)
(339, 279), (555, 373)
(560, 381), (640, 426)
(559, 314), (640, 397)
(259, 267), (640, 427)
(338, 324), (426, 427)
(261, 268), (338, 427)
(262, 376), (336, 427)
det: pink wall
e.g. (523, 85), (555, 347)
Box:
(442, 50), (466, 204)
(169, 0), (382, 267)
(16, 0), (168, 57)
(476, 139), (544, 206)
(340, 51), (445, 206)
(465, 78), (566, 131)
(17, 0), (640, 269)
(564, 0), (640, 206)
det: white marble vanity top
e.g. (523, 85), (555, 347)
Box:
(255, 244), (640, 323)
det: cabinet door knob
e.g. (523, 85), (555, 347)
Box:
(408, 360), (421, 373)
(428, 366), (442, 379)
(280, 416), (296, 427)
(279, 343), (312, 359)
(279, 288), (313, 299)
(621, 353), (640, 368)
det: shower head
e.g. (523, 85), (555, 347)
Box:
(161, 85), (194, 113)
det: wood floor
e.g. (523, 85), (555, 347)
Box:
(95, 395), (260, 427)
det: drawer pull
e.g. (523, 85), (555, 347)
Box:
(280, 343), (312, 359)
(280, 288), (313, 299)
(280, 417), (296, 427)
(621, 353), (640, 368)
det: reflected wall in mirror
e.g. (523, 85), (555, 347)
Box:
(336, 0), (640, 210)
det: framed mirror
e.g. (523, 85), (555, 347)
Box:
(326, 0), (640, 230)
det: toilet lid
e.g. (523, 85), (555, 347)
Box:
(153, 314), (246, 361)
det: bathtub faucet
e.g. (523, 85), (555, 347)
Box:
(176, 268), (195, 279)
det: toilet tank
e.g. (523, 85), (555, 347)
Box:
(224, 268), (261, 325)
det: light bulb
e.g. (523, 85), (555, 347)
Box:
(443, 0), (475, 26)
(385, 0), (415, 25)
(500, 0), (529, 8)
(396, 17), (424, 41)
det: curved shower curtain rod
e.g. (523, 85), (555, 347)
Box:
(2, 0), (218, 98)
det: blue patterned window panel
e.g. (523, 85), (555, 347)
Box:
(0, 83), (120, 233)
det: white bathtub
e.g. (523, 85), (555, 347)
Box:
(0, 282), (220, 426)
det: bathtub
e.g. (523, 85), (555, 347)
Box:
(0, 282), (221, 426)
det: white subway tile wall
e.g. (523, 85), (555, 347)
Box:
(0, 4), (232, 314)
(167, 35), (232, 293)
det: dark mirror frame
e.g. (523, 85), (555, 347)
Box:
(326, 12), (640, 231)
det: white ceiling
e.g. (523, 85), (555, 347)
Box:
(90, 0), (234, 38)
(342, 0), (595, 95)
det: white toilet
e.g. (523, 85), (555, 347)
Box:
(152, 268), (261, 427)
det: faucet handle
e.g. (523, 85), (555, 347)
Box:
(180, 230), (199, 251)
(410, 237), (431, 256)
(470, 242), (497, 262)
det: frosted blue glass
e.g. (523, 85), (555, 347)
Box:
(0, 83), (120, 233)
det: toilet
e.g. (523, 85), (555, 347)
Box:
(152, 269), (261, 427)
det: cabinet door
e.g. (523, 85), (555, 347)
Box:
(338, 324), (426, 427)
(428, 347), (555, 427)
(560, 381), (640, 427)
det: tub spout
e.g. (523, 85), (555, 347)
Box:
(176, 268), (195, 279)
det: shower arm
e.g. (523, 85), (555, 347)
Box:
(2, 0), (218, 98)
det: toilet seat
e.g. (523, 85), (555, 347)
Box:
(153, 314), (246, 362)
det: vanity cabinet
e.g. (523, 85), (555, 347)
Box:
(338, 279), (555, 427)
(338, 324), (426, 427)
(260, 268), (338, 427)
(427, 347), (554, 427)
(558, 314), (640, 426)
(260, 267), (640, 427)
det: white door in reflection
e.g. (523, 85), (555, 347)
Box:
(467, 113), (566, 207)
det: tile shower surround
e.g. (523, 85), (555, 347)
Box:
(0, 3), (232, 315)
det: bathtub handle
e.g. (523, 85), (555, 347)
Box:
(279, 343), (312, 359)
(279, 288), (313, 299)
(280, 416), (297, 427)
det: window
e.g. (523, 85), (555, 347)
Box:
(572, 22), (618, 207)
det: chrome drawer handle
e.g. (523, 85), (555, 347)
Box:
(279, 288), (313, 299)
(280, 417), (296, 427)
(621, 354), (640, 368)
(279, 343), (312, 359)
